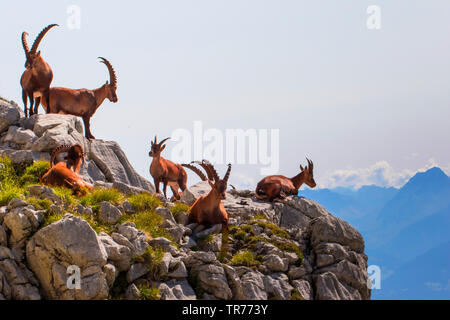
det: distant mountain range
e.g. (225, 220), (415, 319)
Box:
(301, 167), (450, 300)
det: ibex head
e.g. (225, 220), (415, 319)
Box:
(98, 57), (118, 103)
(300, 158), (316, 188)
(22, 24), (58, 69)
(149, 136), (170, 158)
(200, 160), (232, 200)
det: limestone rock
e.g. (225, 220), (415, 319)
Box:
(26, 214), (109, 300)
(159, 279), (196, 300)
(0, 100), (20, 133)
(263, 273), (293, 300)
(308, 214), (365, 253)
(98, 233), (132, 272)
(263, 254), (289, 272)
(99, 202), (122, 224)
(292, 279), (313, 300)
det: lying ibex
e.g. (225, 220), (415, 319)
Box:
(149, 136), (187, 200)
(20, 24), (58, 117)
(50, 143), (85, 173)
(42, 57), (118, 139)
(182, 160), (232, 232)
(42, 144), (92, 195)
(255, 158), (316, 202)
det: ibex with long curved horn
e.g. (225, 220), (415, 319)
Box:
(149, 136), (188, 200)
(255, 158), (316, 202)
(182, 160), (232, 231)
(50, 143), (86, 173)
(42, 57), (118, 139)
(20, 24), (58, 117)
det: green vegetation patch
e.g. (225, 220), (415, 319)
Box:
(80, 188), (124, 208)
(230, 250), (261, 267)
(127, 193), (161, 212)
(138, 284), (160, 300)
(169, 202), (190, 217)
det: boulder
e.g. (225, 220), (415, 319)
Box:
(98, 233), (132, 272)
(193, 264), (232, 300)
(26, 214), (109, 300)
(235, 267), (267, 300)
(263, 273), (293, 300)
(126, 263), (149, 283)
(99, 202), (122, 224)
(0, 247), (40, 300)
(3, 126), (37, 145)
(0, 100), (20, 133)
(314, 271), (362, 300)
(292, 279), (313, 300)
(263, 254), (289, 272)
(159, 279), (196, 300)
(308, 214), (365, 253)
(88, 140), (154, 192)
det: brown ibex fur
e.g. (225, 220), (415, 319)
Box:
(50, 143), (85, 173)
(255, 158), (316, 202)
(42, 144), (92, 195)
(182, 160), (232, 232)
(149, 136), (187, 200)
(20, 24), (58, 117)
(42, 57), (118, 139)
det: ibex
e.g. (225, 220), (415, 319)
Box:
(255, 158), (316, 202)
(42, 144), (92, 195)
(20, 24), (58, 117)
(182, 160), (232, 233)
(149, 136), (188, 200)
(42, 57), (118, 139)
(50, 143), (85, 173)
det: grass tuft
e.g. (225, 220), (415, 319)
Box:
(127, 193), (161, 212)
(230, 250), (261, 267)
(80, 188), (124, 208)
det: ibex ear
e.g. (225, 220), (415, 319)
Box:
(300, 165), (305, 171)
(160, 144), (166, 152)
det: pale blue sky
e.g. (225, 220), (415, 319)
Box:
(1, 1), (449, 189)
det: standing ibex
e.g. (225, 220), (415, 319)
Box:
(149, 136), (188, 200)
(20, 24), (58, 117)
(255, 158), (316, 202)
(182, 160), (232, 232)
(42, 57), (118, 139)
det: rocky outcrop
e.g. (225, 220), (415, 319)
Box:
(0, 100), (154, 193)
(26, 214), (109, 300)
(0, 98), (370, 300)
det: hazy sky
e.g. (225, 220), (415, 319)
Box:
(1, 0), (449, 189)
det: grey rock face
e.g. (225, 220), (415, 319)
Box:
(0, 100), (20, 133)
(99, 202), (122, 224)
(309, 215), (365, 253)
(159, 279), (196, 300)
(26, 214), (109, 300)
(0, 106), (155, 192)
(292, 279), (313, 300)
(193, 264), (232, 300)
(0, 246), (41, 300)
(98, 233), (132, 272)
(314, 272), (362, 300)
